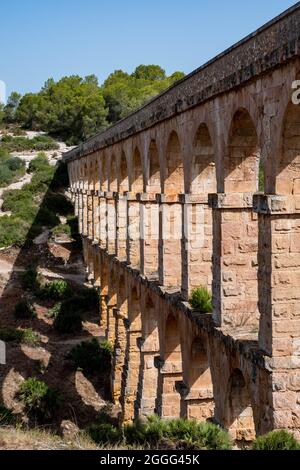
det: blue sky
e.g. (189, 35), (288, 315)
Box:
(0, 0), (298, 97)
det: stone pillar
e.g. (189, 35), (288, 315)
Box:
(82, 190), (88, 237)
(126, 193), (140, 269)
(121, 289), (142, 422)
(74, 190), (79, 222)
(137, 339), (160, 417)
(87, 191), (94, 240)
(99, 191), (107, 249)
(115, 194), (127, 261)
(138, 193), (159, 279)
(157, 195), (182, 289)
(112, 307), (128, 403)
(77, 191), (83, 235)
(209, 193), (259, 328)
(106, 192), (116, 255)
(93, 191), (100, 243)
(254, 194), (300, 434)
(180, 194), (213, 301)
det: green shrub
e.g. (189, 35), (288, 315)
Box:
(0, 215), (30, 247)
(15, 300), (37, 319)
(28, 152), (49, 173)
(189, 287), (213, 313)
(75, 287), (99, 311)
(0, 327), (40, 345)
(47, 302), (62, 319)
(0, 164), (13, 186)
(38, 279), (71, 300)
(0, 403), (14, 424)
(52, 224), (71, 237)
(88, 423), (123, 445)
(21, 264), (40, 291)
(253, 430), (300, 450)
(43, 192), (73, 216)
(6, 156), (25, 172)
(53, 299), (83, 334)
(124, 416), (231, 450)
(19, 378), (62, 421)
(0, 135), (59, 153)
(68, 339), (113, 374)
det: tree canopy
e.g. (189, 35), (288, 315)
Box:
(1, 65), (185, 144)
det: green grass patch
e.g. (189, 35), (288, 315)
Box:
(189, 287), (213, 313)
(0, 327), (40, 346)
(252, 430), (300, 450)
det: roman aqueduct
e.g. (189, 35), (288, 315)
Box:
(64, 5), (300, 440)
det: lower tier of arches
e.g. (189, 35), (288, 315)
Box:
(81, 236), (299, 441)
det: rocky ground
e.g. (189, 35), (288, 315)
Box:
(0, 133), (112, 449)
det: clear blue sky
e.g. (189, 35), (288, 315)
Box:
(0, 0), (298, 97)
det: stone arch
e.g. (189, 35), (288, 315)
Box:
(224, 369), (255, 442)
(131, 147), (143, 193)
(119, 151), (129, 193)
(190, 123), (216, 194)
(164, 131), (184, 195)
(185, 337), (214, 421)
(225, 108), (261, 193)
(276, 99), (300, 195)
(159, 313), (183, 418)
(109, 154), (117, 192)
(147, 139), (161, 194)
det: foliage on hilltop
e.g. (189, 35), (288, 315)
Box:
(0, 66), (185, 145)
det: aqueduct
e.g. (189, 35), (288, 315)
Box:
(64, 4), (300, 440)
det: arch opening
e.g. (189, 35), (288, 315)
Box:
(224, 369), (255, 442)
(164, 131), (184, 195)
(225, 109), (261, 193)
(119, 151), (129, 193)
(147, 139), (161, 194)
(109, 154), (117, 192)
(276, 101), (300, 195)
(191, 124), (216, 194)
(131, 147), (143, 193)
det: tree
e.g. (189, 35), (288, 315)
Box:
(16, 76), (108, 144)
(132, 64), (166, 81)
(4, 92), (21, 123)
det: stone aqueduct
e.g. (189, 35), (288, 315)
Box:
(64, 5), (300, 440)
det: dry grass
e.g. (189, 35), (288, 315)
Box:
(0, 426), (144, 450)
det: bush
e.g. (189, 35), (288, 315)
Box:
(6, 156), (25, 172)
(28, 152), (49, 173)
(15, 300), (37, 319)
(0, 403), (14, 425)
(68, 339), (113, 374)
(0, 135), (59, 153)
(253, 430), (300, 450)
(189, 287), (213, 313)
(52, 224), (71, 237)
(0, 327), (40, 345)
(88, 423), (123, 445)
(43, 192), (73, 216)
(124, 416), (231, 450)
(38, 279), (71, 300)
(19, 378), (62, 421)
(21, 264), (40, 291)
(53, 299), (83, 334)
(0, 215), (30, 247)
(47, 302), (62, 319)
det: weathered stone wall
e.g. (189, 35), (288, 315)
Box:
(66, 5), (300, 440)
